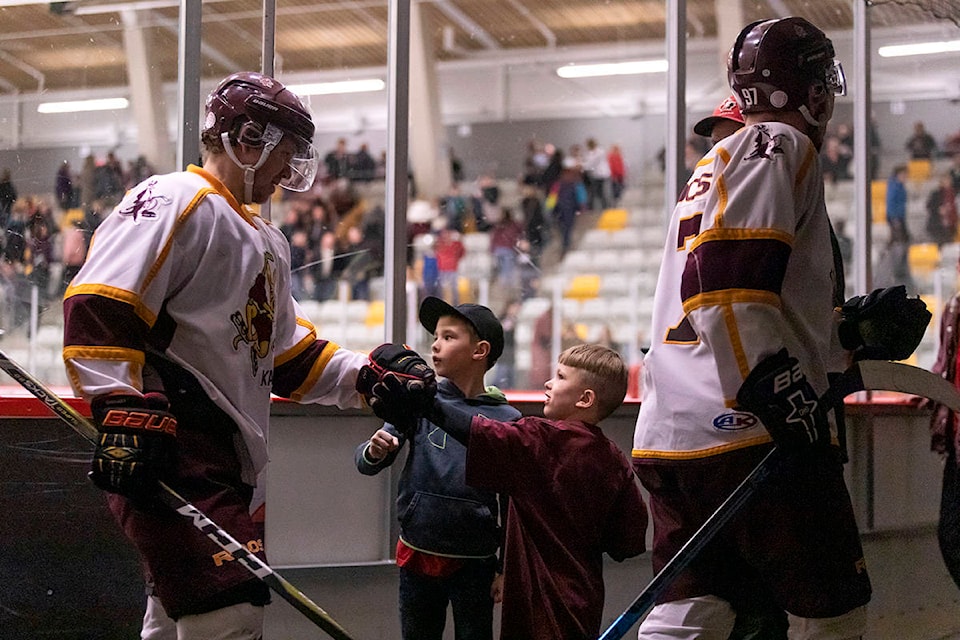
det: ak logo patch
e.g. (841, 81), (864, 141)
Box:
(713, 411), (759, 431)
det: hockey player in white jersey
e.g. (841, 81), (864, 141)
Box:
(62, 72), (432, 639)
(632, 17), (925, 640)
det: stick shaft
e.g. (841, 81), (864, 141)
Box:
(0, 350), (355, 640)
(598, 448), (777, 640)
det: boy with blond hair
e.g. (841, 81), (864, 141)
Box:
(376, 343), (648, 640)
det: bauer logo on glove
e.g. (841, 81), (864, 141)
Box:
(356, 343), (437, 423)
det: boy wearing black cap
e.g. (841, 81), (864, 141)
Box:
(355, 296), (520, 640)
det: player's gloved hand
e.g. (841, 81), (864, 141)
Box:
(356, 343), (437, 425)
(736, 349), (829, 450)
(89, 393), (178, 504)
(838, 285), (931, 361)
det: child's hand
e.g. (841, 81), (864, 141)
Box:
(367, 429), (399, 461)
(490, 572), (504, 603)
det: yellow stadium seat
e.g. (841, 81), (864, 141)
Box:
(920, 294), (939, 317)
(597, 208), (628, 231)
(564, 274), (601, 300)
(871, 180), (887, 224)
(907, 159), (932, 182)
(908, 243), (940, 273)
(364, 300), (384, 327)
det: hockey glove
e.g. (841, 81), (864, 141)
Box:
(356, 343), (437, 426)
(838, 285), (931, 361)
(89, 393), (177, 505)
(736, 349), (829, 450)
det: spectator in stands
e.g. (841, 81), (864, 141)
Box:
(441, 184), (470, 233)
(545, 157), (587, 258)
(492, 299), (521, 389)
(821, 134), (851, 184)
(926, 173), (958, 246)
(449, 146), (465, 184)
(538, 144), (563, 194)
(582, 138), (610, 212)
(55, 161), (74, 211)
(950, 153), (960, 193)
(906, 120), (937, 160)
(886, 164), (910, 240)
(3, 198), (28, 265)
(350, 143), (377, 182)
(595, 323), (622, 355)
(27, 201), (57, 301)
(522, 139), (547, 187)
(288, 229), (309, 301)
(834, 123), (854, 177)
(529, 305), (554, 389)
(520, 184), (548, 266)
(434, 225), (465, 304)
(945, 130), (960, 158)
(128, 155), (155, 188)
(342, 205), (385, 301)
(0, 168), (17, 227)
(323, 138), (351, 182)
(78, 154), (97, 212)
(313, 231), (340, 302)
(607, 144), (626, 206)
(59, 210), (87, 296)
(95, 151), (126, 206)
(490, 206), (524, 290)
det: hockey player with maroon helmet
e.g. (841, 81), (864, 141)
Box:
(631, 17), (894, 639)
(62, 71), (433, 639)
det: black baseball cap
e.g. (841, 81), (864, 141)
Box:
(419, 296), (504, 368)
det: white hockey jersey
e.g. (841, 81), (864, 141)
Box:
(633, 122), (845, 461)
(63, 166), (367, 481)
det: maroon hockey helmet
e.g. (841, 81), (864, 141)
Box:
(203, 72), (319, 195)
(203, 71), (314, 149)
(727, 17), (846, 115)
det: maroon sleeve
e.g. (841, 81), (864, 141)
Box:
(601, 467), (649, 561)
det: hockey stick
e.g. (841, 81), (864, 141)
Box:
(599, 359), (960, 640)
(0, 349), (356, 640)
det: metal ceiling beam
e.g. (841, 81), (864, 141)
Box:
(504, 0), (555, 48)
(429, 0), (500, 50)
(0, 50), (43, 92)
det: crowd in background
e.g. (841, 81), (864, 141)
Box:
(2, 124), (960, 358)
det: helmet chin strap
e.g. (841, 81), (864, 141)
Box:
(798, 105), (821, 128)
(220, 132), (277, 204)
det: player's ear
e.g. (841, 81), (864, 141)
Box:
(577, 388), (596, 409)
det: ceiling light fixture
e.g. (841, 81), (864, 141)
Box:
(287, 79), (386, 96)
(556, 59), (668, 79)
(878, 40), (960, 58)
(37, 97), (129, 114)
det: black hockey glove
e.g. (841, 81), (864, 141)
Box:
(356, 343), (437, 426)
(736, 349), (829, 450)
(89, 393), (177, 505)
(838, 285), (931, 361)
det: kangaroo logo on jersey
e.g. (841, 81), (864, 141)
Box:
(231, 252), (277, 378)
(745, 124), (785, 162)
(117, 179), (172, 223)
(713, 411), (759, 431)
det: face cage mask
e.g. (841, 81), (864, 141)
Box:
(221, 123), (319, 203)
(825, 59), (847, 97)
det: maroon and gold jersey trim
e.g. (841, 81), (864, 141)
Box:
(188, 165), (259, 229)
(632, 434), (774, 460)
(274, 318), (317, 368)
(288, 341), (340, 402)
